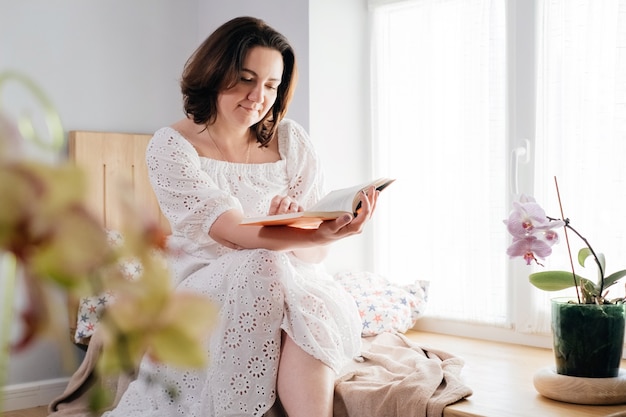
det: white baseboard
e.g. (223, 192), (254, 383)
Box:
(1, 378), (69, 412)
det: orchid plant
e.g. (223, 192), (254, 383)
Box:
(504, 189), (626, 305)
(0, 72), (216, 412)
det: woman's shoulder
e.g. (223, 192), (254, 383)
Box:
(152, 125), (183, 139)
(277, 118), (307, 139)
(148, 126), (199, 159)
(150, 126), (190, 148)
(277, 118), (315, 155)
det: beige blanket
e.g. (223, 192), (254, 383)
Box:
(48, 332), (471, 417)
(47, 330), (134, 417)
(334, 332), (472, 417)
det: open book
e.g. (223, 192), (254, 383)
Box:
(240, 177), (395, 229)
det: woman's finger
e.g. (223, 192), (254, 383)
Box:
(269, 195), (301, 215)
(279, 197), (298, 213)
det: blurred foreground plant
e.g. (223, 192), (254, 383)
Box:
(0, 72), (216, 412)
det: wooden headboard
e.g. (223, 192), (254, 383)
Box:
(68, 130), (169, 232)
(67, 130), (170, 344)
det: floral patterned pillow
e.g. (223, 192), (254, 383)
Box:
(334, 271), (429, 337)
(74, 230), (143, 344)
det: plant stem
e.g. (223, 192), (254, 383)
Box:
(552, 176), (605, 302)
(0, 253), (17, 412)
(553, 177), (581, 303)
(563, 222), (605, 295)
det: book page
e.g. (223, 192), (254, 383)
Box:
(308, 183), (366, 214)
(312, 178), (395, 214)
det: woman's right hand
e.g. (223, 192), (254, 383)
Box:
(268, 195), (303, 215)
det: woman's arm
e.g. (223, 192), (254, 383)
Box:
(264, 195), (328, 263)
(209, 187), (379, 259)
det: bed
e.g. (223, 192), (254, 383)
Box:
(51, 130), (469, 417)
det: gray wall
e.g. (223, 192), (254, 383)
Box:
(0, 0), (370, 392)
(0, 0), (309, 135)
(1, 1), (197, 134)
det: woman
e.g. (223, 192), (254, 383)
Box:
(104, 16), (377, 417)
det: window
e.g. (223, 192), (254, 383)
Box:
(370, 0), (626, 342)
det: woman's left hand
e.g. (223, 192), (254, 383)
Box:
(316, 185), (379, 239)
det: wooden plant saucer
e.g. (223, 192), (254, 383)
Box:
(533, 367), (626, 405)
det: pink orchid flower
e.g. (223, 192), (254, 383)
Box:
(504, 200), (552, 238)
(506, 235), (553, 265)
(504, 194), (565, 266)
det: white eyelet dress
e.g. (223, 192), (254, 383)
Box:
(101, 119), (362, 417)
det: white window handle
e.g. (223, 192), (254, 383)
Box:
(511, 138), (530, 195)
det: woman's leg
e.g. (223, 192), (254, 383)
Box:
(277, 332), (334, 417)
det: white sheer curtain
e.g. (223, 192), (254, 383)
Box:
(370, 0), (508, 325)
(530, 0), (626, 332)
(370, 0), (626, 333)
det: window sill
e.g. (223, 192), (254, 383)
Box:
(405, 329), (626, 417)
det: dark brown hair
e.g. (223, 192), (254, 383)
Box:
(181, 16), (298, 147)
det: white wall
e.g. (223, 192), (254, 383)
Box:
(0, 0), (371, 397)
(310, 0), (372, 274)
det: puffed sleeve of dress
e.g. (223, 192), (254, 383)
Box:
(278, 119), (326, 210)
(145, 127), (242, 247)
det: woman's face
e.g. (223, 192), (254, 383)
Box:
(217, 46), (284, 129)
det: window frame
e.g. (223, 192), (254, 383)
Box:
(370, 0), (626, 353)
(369, 0), (554, 348)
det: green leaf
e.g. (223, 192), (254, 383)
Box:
(150, 327), (208, 369)
(603, 269), (626, 291)
(98, 332), (147, 375)
(88, 385), (113, 414)
(577, 247), (593, 267)
(577, 248), (606, 285)
(529, 270), (592, 291)
(577, 248), (606, 272)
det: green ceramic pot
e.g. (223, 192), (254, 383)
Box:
(551, 297), (626, 378)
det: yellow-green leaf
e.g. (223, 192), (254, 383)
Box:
(150, 326), (208, 369)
